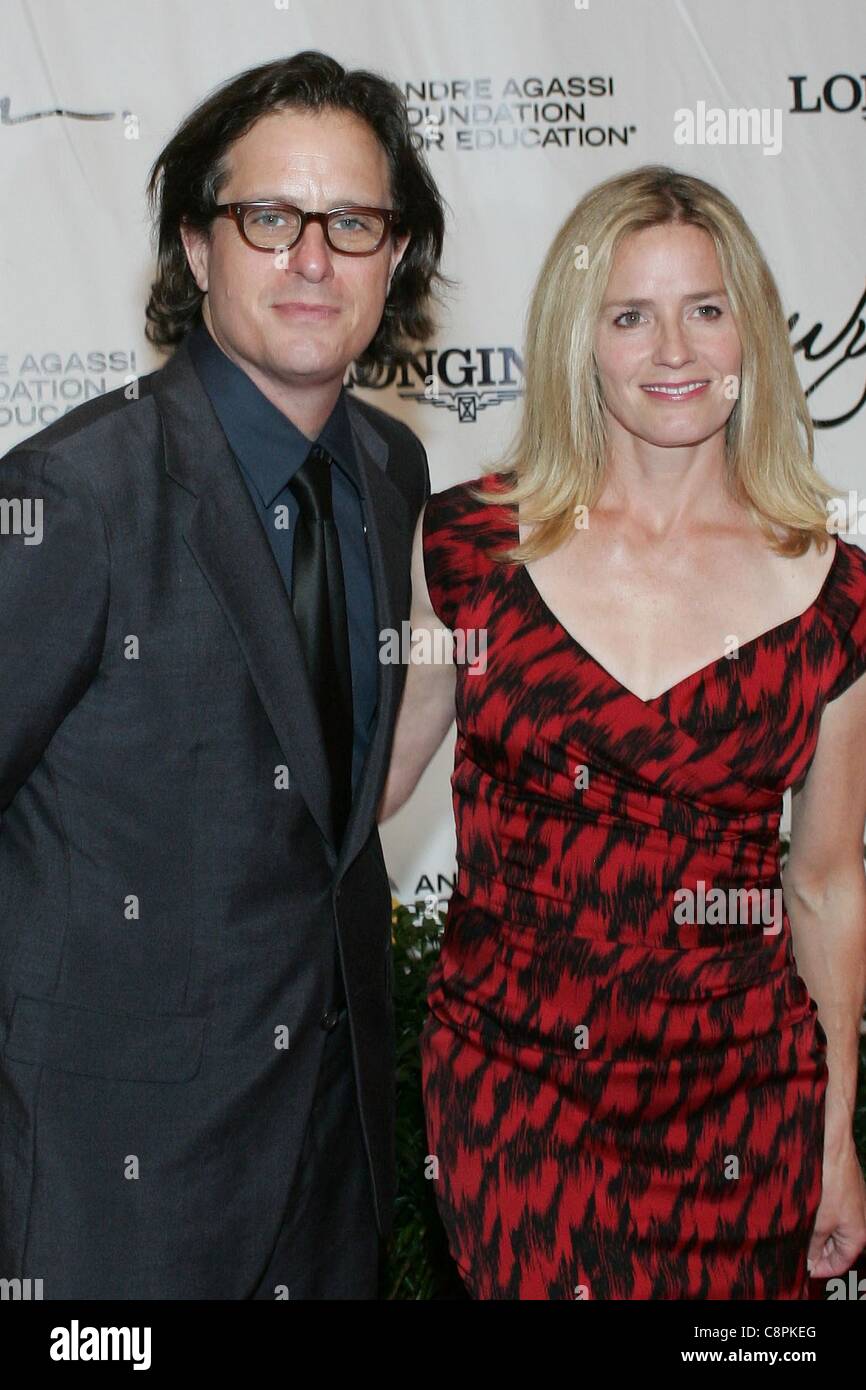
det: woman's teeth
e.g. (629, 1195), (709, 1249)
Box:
(642, 382), (708, 396)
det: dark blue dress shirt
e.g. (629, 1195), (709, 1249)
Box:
(185, 314), (378, 795)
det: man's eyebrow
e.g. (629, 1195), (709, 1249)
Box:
(602, 289), (729, 308)
(237, 194), (377, 206)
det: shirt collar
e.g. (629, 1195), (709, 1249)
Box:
(185, 313), (360, 508)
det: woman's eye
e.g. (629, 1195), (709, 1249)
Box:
(613, 304), (723, 327)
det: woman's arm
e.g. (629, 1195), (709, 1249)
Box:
(378, 504), (457, 821)
(783, 670), (866, 1276)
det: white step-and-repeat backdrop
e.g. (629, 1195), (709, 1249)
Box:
(1, 0), (863, 905)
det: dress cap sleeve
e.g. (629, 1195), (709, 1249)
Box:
(421, 474), (513, 630)
(823, 537), (866, 703)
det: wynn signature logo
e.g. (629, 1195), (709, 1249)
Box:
(790, 285), (866, 428)
(0, 96), (113, 124)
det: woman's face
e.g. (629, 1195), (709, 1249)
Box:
(593, 222), (743, 452)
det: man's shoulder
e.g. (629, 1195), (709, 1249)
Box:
(1, 360), (166, 479)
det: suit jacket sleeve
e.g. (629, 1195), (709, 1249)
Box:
(0, 448), (109, 812)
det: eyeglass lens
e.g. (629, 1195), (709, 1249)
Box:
(243, 207), (386, 252)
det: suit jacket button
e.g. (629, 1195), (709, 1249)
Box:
(321, 1009), (340, 1031)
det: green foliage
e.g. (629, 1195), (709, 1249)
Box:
(379, 897), (468, 1300)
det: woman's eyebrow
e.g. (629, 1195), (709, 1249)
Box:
(603, 289), (729, 308)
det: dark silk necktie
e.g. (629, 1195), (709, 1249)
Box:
(288, 445), (353, 844)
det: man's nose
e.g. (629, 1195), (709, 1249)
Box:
(280, 220), (333, 277)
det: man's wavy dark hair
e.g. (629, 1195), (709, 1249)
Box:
(144, 50), (449, 381)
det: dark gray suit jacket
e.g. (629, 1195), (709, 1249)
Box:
(0, 334), (428, 1298)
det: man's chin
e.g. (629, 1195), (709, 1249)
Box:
(268, 353), (348, 388)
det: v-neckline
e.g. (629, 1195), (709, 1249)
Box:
(512, 512), (842, 707)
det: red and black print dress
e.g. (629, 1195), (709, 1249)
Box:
(418, 471), (866, 1300)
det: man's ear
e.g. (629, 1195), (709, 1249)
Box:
(388, 231), (411, 286)
(179, 217), (210, 293)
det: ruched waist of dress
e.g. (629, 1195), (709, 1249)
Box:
(452, 762), (782, 846)
(453, 857), (793, 957)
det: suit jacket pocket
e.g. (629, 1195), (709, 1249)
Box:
(3, 994), (206, 1083)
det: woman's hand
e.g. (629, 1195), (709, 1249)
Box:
(807, 1135), (866, 1280)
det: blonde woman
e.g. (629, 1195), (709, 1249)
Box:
(380, 165), (866, 1300)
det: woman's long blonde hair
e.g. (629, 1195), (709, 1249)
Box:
(472, 164), (838, 564)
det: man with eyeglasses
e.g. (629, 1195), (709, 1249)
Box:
(0, 51), (445, 1299)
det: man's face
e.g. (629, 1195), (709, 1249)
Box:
(181, 106), (410, 391)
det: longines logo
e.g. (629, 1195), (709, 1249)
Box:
(348, 346), (524, 421)
(789, 74), (866, 118)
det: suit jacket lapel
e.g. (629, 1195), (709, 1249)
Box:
(151, 339), (336, 848)
(149, 340), (409, 863)
(337, 396), (410, 874)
